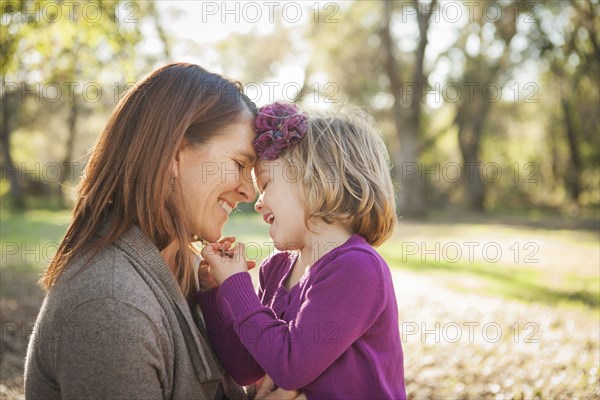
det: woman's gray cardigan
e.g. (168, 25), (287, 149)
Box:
(24, 224), (248, 399)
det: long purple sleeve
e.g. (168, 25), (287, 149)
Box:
(197, 287), (265, 385)
(219, 248), (397, 393)
(201, 236), (406, 399)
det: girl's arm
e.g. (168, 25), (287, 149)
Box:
(195, 237), (265, 385)
(197, 288), (265, 385)
(204, 246), (386, 390)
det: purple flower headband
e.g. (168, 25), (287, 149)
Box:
(252, 102), (308, 160)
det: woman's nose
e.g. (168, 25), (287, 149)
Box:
(238, 174), (257, 203)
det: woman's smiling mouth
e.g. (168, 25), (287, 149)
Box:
(218, 199), (233, 215)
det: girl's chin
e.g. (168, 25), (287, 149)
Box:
(271, 236), (301, 252)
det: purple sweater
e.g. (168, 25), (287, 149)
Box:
(198, 234), (406, 399)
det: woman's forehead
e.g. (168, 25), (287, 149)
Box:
(208, 122), (257, 157)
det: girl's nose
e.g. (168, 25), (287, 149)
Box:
(254, 197), (264, 213)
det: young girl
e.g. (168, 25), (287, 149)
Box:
(197, 103), (406, 399)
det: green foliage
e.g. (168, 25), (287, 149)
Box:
(2, 0), (599, 216)
(1, 0), (169, 210)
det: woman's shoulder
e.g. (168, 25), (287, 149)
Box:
(48, 243), (162, 323)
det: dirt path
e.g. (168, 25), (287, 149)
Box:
(392, 268), (600, 398)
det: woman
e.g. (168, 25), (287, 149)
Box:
(24, 63), (290, 399)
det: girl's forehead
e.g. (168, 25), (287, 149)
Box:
(252, 161), (268, 181)
(254, 160), (278, 175)
(253, 160), (283, 185)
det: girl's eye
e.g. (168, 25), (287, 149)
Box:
(235, 161), (244, 171)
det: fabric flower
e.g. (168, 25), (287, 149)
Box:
(253, 102), (308, 160)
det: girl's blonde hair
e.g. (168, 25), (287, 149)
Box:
(280, 107), (397, 247)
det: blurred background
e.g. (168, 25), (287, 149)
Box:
(1, 0), (599, 398)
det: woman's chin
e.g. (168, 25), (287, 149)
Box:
(202, 231), (222, 243)
(204, 223), (227, 243)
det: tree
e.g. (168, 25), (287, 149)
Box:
(380, 0), (438, 217)
(535, 1), (600, 205)
(1, 0), (40, 209)
(1, 0), (169, 208)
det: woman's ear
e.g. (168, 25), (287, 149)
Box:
(172, 148), (181, 179)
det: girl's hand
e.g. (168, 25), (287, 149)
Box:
(201, 240), (255, 285)
(255, 375), (300, 400)
(197, 236), (235, 292)
(197, 259), (218, 292)
(197, 237), (256, 291)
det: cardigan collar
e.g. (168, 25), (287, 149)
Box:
(105, 221), (224, 385)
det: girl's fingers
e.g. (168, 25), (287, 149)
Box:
(218, 236), (236, 244)
(203, 241), (249, 262)
(235, 242), (245, 253)
(218, 237), (235, 252)
(201, 244), (220, 263)
(208, 240), (232, 254)
(265, 388), (299, 400)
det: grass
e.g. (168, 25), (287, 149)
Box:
(380, 251), (600, 310)
(1, 209), (71, 244)
(225, 212), (600, 311)
(1, 209), (71, 270)
(1, 208), (599, 399)
(1, 209), (598, 311)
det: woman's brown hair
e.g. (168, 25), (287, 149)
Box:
(40, 63), (256, 298)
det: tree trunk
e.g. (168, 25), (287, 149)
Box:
(457, 100), (492, 212)
(59, 97), (78, 206)
(458, 125), (485, 211)
(1, 79), (25, 209)
(561, 92), (582, 203)
(549, 120), (560, 191)
(380, 0), (435, 218)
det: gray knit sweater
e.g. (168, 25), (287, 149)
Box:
(24, 224), (248, 399)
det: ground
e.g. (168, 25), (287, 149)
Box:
(1, 210), (598, 399)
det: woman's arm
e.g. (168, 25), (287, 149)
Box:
(39, 298), (165, 399)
